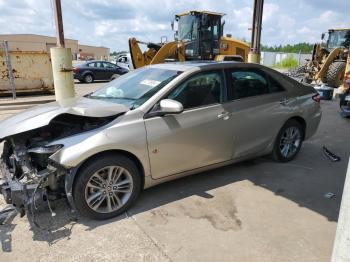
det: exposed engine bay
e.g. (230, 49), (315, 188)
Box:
(0, 113), (118, 223)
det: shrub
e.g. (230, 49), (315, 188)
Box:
(273, 55), (298, 69)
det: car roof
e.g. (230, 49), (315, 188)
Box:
(149, 61), (242, 71)
(83, 60), (113, 64)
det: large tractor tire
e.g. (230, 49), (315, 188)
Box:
(326, 61), (346, 88)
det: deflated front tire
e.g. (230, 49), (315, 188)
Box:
(73, 154), (141, 220)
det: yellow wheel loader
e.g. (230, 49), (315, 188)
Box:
(300, 29), (350, 88)
(129, 11), (250, 69)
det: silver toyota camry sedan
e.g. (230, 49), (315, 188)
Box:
(0, 62), (321, 220)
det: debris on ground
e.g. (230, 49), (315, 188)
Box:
(322, 146), (341, 162)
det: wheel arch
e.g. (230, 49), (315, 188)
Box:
(287, 116), (306, 139)
(82, 71), (95, 79)
(65, 149), (145, 210)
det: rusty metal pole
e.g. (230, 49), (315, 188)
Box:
(3, 41), (16, 99)
(53, 0), (65, 48)
(50, 0), (75, 101)
(248, 0), (264, 63)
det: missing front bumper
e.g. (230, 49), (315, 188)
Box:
(0, 160), (48, 216)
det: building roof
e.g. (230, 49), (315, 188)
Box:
(0, 33), (109, 49)
(0, 33), (77, 42)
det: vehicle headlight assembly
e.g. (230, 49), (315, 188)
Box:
(28, 144), (63, 154)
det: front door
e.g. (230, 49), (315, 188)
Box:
(144, 70), (234, 179)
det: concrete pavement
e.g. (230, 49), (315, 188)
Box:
(0, 92), (349, 261)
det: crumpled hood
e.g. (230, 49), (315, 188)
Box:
(0, 97), (129, 139)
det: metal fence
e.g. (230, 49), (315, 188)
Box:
(261, 51), (312, 67)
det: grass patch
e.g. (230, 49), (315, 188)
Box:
(273, 55), (298, 69)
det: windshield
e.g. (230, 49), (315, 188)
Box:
(328, 30), (350, 48)
(89, 67), (182, 109)
(178, 14), (198, 41)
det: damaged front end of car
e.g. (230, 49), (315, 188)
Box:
(0, 112), (121, 222)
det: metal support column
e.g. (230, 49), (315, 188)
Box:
(248, 0), (264, 63)
(50, 0), (75, 101)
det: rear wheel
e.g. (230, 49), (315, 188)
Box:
(326, 61), (346, 88)
(84, 74), (94, 83)
(272, 120), (304, 162)
(73, 154), (141, 220)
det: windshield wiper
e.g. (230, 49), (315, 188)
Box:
(89, 95), (136, 100)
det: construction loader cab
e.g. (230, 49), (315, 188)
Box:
(175, 11), (223, 60)
(326, 29), (350, 49)
(128, 10), (249, 69)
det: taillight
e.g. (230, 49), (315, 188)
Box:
(312, 94), (321, 103)
(73, 67), (80, 73)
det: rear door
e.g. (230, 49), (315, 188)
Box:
(224, 66), (290, 159)
(102, 62), (118, 79)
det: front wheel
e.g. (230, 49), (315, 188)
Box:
(110, 74), (120, 81)
(73, 154), (142, 220)
(272, 120), (304, 162)
(326, 61), (346, 88)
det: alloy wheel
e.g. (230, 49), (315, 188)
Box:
(84, 166), (133, 213)
(279, 126), (301, 158)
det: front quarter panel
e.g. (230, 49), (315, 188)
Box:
(49, 111), (150, 177)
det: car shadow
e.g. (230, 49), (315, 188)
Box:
(8, 140), (345, 247)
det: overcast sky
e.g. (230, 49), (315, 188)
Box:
(0, 0), (349, 52)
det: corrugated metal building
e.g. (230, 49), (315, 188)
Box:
(0, 34), (110, 60)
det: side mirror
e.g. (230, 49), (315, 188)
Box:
(145, 99), (183, 119)
(160, 99), (183, 114)
(171, 20), (174, 31)
(321, 33), (325, 40)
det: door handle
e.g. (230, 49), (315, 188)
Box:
(217, 112), (230, 120)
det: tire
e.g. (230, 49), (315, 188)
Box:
(340, 95), (350, 117)
(84, 74), (94, 83)
(110, 74), (120, 81)
(272, 119), (304, 162)
(326, 61), (346, 88)
(73, 154), (142, 220)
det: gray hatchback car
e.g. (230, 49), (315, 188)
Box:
(0, 62), (321, 220)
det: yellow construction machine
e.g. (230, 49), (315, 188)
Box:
(300, 28), (350, 88)
(128, 11), (250, 69)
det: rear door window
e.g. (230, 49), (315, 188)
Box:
(229, 70), (269, 100)
(268, 76), (285, 93)
(95, 62), (103, 68)
(103, 62), (116, 69)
